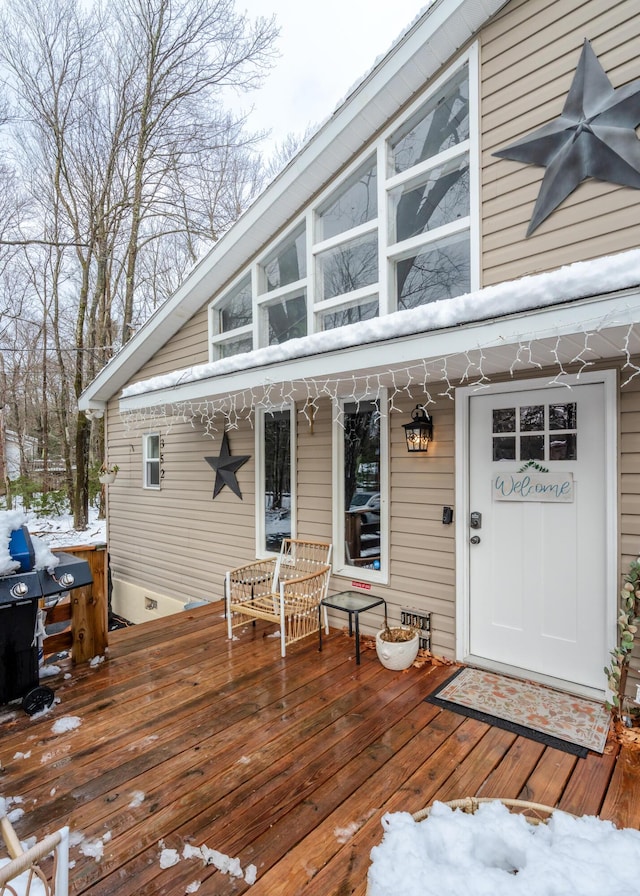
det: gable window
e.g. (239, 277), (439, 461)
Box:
(334, 396), (388, 580)
(316, 233), (378, 302)
(314, 158), (379, 329)
(316, 160), (377, 241)
(262, 292), (307, 345)
(387, 60), (472, 311)
(205, 52), (476, 354)
(263, 227), (307, 290)
(396, 230), (470, 310)
(210, 275), (253, 360)
(258, 227), (308, 347)
(319, 297), (378, 330)
(143, 434), (161, 489)
(257, 408), (294, 554)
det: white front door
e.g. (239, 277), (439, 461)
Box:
(466, 378), (612, 692)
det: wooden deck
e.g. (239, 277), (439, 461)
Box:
(1, 602), (639, 895)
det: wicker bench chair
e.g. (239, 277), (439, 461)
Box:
(0, 812), (69, 896)
(226, 539), (332, 657)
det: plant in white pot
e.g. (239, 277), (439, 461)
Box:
(98, 462), (119, 485)
(375, 624), (420, 670)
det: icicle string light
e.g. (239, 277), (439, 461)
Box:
(120, 323), (640, 438)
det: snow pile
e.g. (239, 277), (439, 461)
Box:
(367, 801), (640, 896)
(156, 841), (257, 885)
(76, 830), (110, 862)
(51, 716), (82, 734)
(40, 664), (62, 679)
(0, 858), (47, 896)
(0, 796), (25, 826)
(160, 848), (181, 869)
(31, 534), (60, 574)
(0, 798), (47, 896)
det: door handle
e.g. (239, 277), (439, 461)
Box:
(470, 535), (481, 545)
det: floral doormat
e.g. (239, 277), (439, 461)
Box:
(426, 667), (611, 757)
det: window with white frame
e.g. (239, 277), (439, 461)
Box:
(387, 62), (471, 311)
(205, 52), (476, 354)
(209, 274), (253, 360)
(314, 157), (379, 330)
(143, 433), (161, 488)
(335, 396), (387, 579)
(256, 407), (294, 554)
(258, 227), (307, 347)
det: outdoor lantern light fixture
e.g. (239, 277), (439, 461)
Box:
(403, 405), (433, 453)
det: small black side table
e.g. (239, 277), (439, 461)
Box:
(319, 590), (387, 664)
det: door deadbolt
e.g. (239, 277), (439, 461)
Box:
(470, 511), (482, 529)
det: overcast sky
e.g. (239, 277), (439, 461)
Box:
(234, 0), (429, 152)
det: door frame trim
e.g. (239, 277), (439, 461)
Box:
(454, 370), (618, 695)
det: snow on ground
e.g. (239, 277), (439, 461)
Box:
(367, 801), (640, 896)
(23, 504), (106, 549)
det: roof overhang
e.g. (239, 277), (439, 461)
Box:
(118, 286), (640, 417)
(79, 0), (509, 415)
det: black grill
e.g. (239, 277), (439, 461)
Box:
(0, 526), (92, 712)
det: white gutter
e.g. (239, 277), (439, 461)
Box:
(118, 287), (640, 412)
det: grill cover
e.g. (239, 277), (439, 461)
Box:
(8, 525), (35, 572)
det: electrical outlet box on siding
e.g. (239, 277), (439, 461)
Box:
(111, 578), (186, 624)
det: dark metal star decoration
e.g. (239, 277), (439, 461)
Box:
(494, 39), (640, 236)
(204, 432), (250, 499)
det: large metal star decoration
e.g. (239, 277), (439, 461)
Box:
(494, 39), (640, 236)
(204, 432), (250, 499)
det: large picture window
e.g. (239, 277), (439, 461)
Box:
(258, 408), (294, 554)
(336, 397), (387, 578)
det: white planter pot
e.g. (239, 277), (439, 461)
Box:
(375, 629), (420, 670)
(99, 472), (116, 485)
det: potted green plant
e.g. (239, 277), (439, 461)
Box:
(375, 624), (420, 670)
(98, 462), (119, 485)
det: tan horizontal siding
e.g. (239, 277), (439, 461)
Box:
(105, 409), (257, 603)
(296, 401), (333, 543)
(124, 306), (209, 387)
(480, 0), (640, 285)
(381, 397), (456, 657)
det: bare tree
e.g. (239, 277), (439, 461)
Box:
(0, 0), (278, 526)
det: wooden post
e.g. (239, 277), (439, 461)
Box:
(51, 544), (108, 664)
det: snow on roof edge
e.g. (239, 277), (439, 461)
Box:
(121, 248), (640, 400)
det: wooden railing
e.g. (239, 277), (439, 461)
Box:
(43, 544), (109, 664)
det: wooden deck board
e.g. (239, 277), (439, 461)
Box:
(1, 601), (638, 895)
